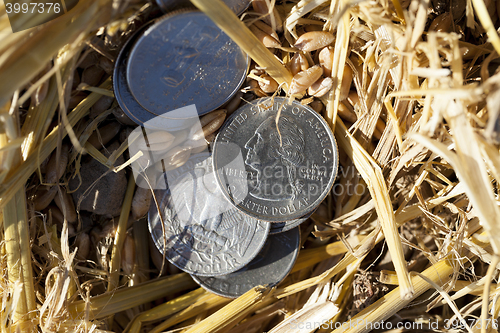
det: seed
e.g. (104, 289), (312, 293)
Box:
(183, 138), (207, 154)
(54, 187), (77, 223)
(87, 122), (121, 150)
(205, 132), (217, 144)
(47, 205), (76, 237)
(121, 233), (135, 275)
(149, 238), (167, 275)
(200, 109), (226, 127)
(154, 146), (191, 172)
(348, 90), (360, 106)
(338, 101), (357, 123)
(78, 51), (100, 69)
(308, 77), (333, 97)
(88, 122), (119, 147)
(429, 12), (453, 32)
(344, 92), (384, 139)
(374, 119), (386, 140)
(94, 219), (116, 241)
(288, 53), (309, 76)
(33, 186), (58, 211)
(137, 131), (176, 151)
(190, 109), (227, 141)
(497, 0), (500, 23)
(68, 92), (88, 109)
(90, 96), (114, 118)
(167, 262), (181, 275)
(39, 155), (50, 174)
(252, 0), (283, 32)
(135, 129), (188, 170)
(112, 106), (137, 126)
(295, 31), (334, 52)
(250, 25), (280, 48)
(289, 65), (323, 95)
(253, 20), (279, 40)
(485, 0), (497, 21)
(248, 79), (268, 97)
(81, 65), (105, 87)
(319, 47), (334, 77)
(309, 100), (324, 113)
(340, 65), (353, 101)
(72, 70), (81, 90)
(304, 24), (323, 32)
(48, 205), (64, 228)
(75, 233), (90, 260)
(131, 186), (152, 220)
(46, 144), (69, 184)
(225, 91), (243, 115)
(250, 66), (266, 76)
(451, 0), (466, 18)
(168, 129), (189, 149)
(98, 56), (114, 74)
(33, 81), (49, 106)
(258, 74), (279, 93)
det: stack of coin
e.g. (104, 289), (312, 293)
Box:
(212, 97), (338, 226)
(148, 97), (338, 298)
(113, 8), (249, 131)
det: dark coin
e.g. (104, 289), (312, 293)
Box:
(212, 97), (339, 222)
(148, 153), (270, 276)
(191, 226), (300, 298)
(113, 22), (197, 131)
(223, 0), (252, 15)
(155, 0), (251, 15)
(126, 10), (249, 119)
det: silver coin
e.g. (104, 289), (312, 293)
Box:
(155, 0), (251, 15)
(212, 97), (339, 222)
(126, 10), (249, 119)
(191, 227), (300, 298)
(269, 206), (317, 234)
(113, 22), (197, 131)
(148, 153), (270, 276)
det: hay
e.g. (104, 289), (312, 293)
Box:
(2, 0), (500, 331)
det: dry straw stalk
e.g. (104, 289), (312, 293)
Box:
(184, 286), (271, 333)
(0, 79), (112, 211)
(330, 257), (456, 333)
(0, 0), (113, 107)
(331, 116), (414, 300)
(68, 273), (197, 320)
(0, 97), (36, 331)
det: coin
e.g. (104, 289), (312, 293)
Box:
(269, 207), (316, 234)
(148, 153), (270, 276)
(191, 226), (300, 298)
(212, 97), (339, 222)
(126, 10), (249, 120)
(155, 0), (251, 15)
(113, 22), (198, 131)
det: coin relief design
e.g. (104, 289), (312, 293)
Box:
(270, 207), (316, 234)
(213, 97), (338, 222)
(126, 11), (248, 118)
(191, 227), (300, 298)
(148, 153), (270, 276)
